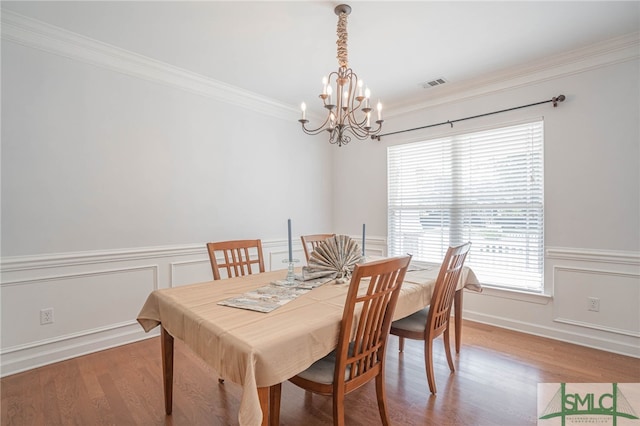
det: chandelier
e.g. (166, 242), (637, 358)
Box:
(298, 4), (383, 147)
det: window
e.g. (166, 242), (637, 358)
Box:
(388, 121), (544, 293)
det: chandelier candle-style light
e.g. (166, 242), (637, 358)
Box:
(299, 4), (383, 147)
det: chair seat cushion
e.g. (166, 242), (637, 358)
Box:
(295, 350), (338, 385)
(295, 342), (356, 385)
(391, 306), (430, 333)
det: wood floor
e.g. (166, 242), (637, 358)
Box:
(2, 320), (638, 425)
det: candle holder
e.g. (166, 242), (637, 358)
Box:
(282, 259), (299, 285)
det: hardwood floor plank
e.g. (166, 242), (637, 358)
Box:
(97, 372), (139, 425)
(0, 368), (44, 426)
(59, 361), (103, 425)
(2, 320), (638, 425)
(39, 367), (63, 425)
(75, 355), (118, 426)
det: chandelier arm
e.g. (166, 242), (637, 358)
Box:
(344, 108), (367, 130)
(348, 114), (384, 138)
(348, 101), (383, 133)
(300, 102), (338, 135)
(366, 121), (384, 136)
(300, 127), (327, 136)
(344, 106), (372, 136)
(342, 125), (371, 140)
(300, 117), (333, 135)
(341, 70), (368, 131)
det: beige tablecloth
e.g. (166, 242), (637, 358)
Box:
(137, 266), (479, 426)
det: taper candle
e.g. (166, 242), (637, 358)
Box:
(288, 219), (293, 262)
(362, 223), (366, 256)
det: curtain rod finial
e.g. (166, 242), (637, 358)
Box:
(552, 94), (566, 107)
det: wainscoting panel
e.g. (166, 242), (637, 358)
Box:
(363, 237), (386, 258)
(0, 236), (384, 376)
(170, 258), (213, 287)
(463, 247), (640, 357)
(268, 248), (306, 270)
(553, 266), (640, 337)
(1, 244), (209, 376)
(1, 265), (158, 348)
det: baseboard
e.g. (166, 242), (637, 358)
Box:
(463, 310), (640, 358)
(1, 323), (158, 377)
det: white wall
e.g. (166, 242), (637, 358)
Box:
(0, 12), (335, 375)
(1, 43), (333, 256)
(333, 46), (640, 356)
(1, 10), (638, 377)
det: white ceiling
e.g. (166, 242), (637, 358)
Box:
(3, 1), (639, 115)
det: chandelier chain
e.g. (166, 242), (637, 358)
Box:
(336, 11), (349, 68)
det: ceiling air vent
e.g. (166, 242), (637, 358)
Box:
(420, 78), (447, 89)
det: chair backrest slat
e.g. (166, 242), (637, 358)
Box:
(300, 233), (336, 262)
(206, 239), (265, 280)
(335, 255), (411, 389)
(427, 242), (471, 339)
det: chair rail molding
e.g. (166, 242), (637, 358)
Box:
(0, 244), (206, 273)
(546, 246), (640, 265)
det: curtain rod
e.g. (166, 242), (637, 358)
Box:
(372, 94), (565, 141)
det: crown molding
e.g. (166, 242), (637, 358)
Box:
(388, 32), (640, 117)
(3, 10), (638, 122)
(0, 10), (299, 121)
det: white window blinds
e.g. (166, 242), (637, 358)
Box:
(388, 121), (544, 292)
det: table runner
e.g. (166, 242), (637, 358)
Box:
(217, 276), (333, 313)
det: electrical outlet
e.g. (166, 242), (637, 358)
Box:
(587, 297), (600, 312)
(40, 308), (54, 325)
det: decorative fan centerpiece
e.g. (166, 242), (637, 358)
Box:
(301, 235), (364, 283)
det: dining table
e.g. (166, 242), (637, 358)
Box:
(137, 262), (481, 426)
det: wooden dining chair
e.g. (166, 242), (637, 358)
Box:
(390, 242), (471, 394)
(300, 233), (336, 262)
(206, 239), (265, 280)
(270, 255), (412, 426)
